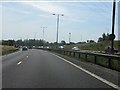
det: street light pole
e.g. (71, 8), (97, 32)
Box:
(53, 14), (64, 44)
(111, 0), (116, 53)
(56, 14), (59, 44)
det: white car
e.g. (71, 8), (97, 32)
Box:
(46, 46), (49, 49)
(59, 46), (64, 49)
(72, 47), (80, 51)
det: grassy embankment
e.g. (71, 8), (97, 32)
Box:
(63, 40), (120, 71)
(0, 45), (19, 56)
(64, 40), (120, 52)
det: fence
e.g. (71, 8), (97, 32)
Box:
(39, 48), (120, 72)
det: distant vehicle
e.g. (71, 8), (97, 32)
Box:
(38, 46), (44, 49)
(22, 46), (28, 51)
(46, 46), (49, 49)
(105, 46), (118, 53)
(28, 46), (32, 49)
(59, 46), (64, 50)
(72, 46), (80, 51)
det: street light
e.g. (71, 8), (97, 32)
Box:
(110, 0), (116, 54)
(53, 13), (64, 44)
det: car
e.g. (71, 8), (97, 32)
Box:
(105, 46), (118, 53)
(72, 46), (80, 51)
(59, 46), (64, 50)
(22, 46), (28, 51)
(28, 46), (32, 49)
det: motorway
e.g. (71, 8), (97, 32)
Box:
(2, 49), (116, 88)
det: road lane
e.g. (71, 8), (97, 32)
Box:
(2, 50), (29, 71)
(2, 49), (114, 88)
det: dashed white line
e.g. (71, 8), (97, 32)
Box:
(17, 61), (22, 65)
(51, 53), (120, 90)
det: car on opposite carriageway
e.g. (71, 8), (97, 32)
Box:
(22, 46), (28, 51)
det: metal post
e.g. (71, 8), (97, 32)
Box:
(111, 0), (116, 53)
(43, 27), (44, 40)
(85, 54), (87, 61)
(108, 58), (112, 69)
(94, 55), (97, 64)
(56, 14), (59, 43)
(79, 53), (81, 58)
(53, 13), (64, 46)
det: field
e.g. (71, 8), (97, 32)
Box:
(0, 45), (19, 56)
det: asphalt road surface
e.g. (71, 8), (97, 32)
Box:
(2, 49), (115, 88)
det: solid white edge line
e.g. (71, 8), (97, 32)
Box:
(51, 53), (120, 90)
(17, 61), (22, 65)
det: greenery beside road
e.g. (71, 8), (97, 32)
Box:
(0, 45), (19, 56)
(64, 40), (120, 52)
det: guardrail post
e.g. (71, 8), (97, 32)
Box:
(85, 54), (87, 61)
(79, 53), (81, 58)
(69, 51), (71, 56)
(108, 58), (112, 69)
(73, 52), (75, 57)
(68, 51), (69, 55)
(67, 51), (69, 55)
(64, 51), (65, 55)
(94, 55), (97, 64)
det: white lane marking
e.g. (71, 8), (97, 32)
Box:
(17, 61), (22, 65)
(51, 53), (120, 90)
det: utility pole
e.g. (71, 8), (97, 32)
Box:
(41, 26), (47, 41)
(110, 0), (116, 54)
(41, 26), (47, 48)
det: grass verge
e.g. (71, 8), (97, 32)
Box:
(0, 45), (19, 56)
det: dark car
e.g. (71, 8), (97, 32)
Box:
(105, 46), (118, 53)
(22, 46), (28, 51)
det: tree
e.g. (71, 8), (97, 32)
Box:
(87, 40), (95, 43)
(87, 40), (89, 43)
(98, 37), (103, 42)
(98, 33), (110, 42)
(60, 40), (66, 45)
(106, 33), (110, 40)
(89, 40), (95, 43)
(70, 42), (75, 44)
(102, 33), (106, 41)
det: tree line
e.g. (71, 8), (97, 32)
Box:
(1, 39), (49, 47)
(98, 33), (111, 42)
(1, 33), (111, 47)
